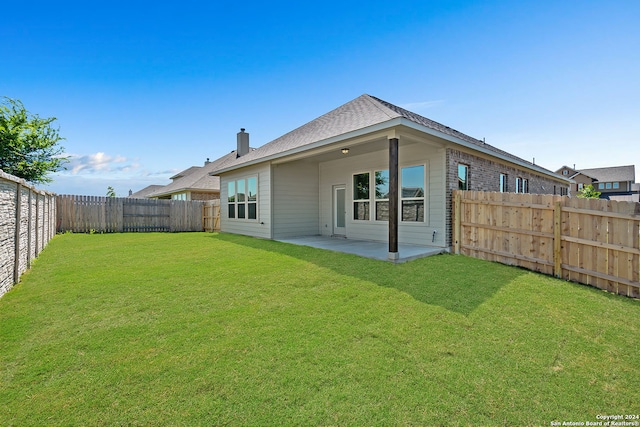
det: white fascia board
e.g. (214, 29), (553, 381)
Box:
(210, 118), (404, 175)
(399, 118), (572, 184)
(212, 116), (571, 184)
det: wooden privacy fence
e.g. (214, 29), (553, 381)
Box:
(453, 190), (640, 298)
(57, 195), (207, 233)
(202, 200), (220, 232)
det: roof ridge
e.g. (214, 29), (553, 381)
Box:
(362, 94), (402, 120)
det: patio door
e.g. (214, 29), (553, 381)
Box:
(333, 185), (346, 236)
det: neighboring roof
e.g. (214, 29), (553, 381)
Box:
(149, 151), (239, 198)
(576, 165), (635, 183)
(210, 94), (567, 181)
(555, 165), (579, 177)
(569, 171), (598, 180)
(129, 185), (165, 198)
(170, 166), (202, 180)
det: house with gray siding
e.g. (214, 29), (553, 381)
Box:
(130, 152), (239, 201)
(556, 165), (637, 201)
(210, 94), (570, 258)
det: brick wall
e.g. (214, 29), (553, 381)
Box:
(0, 170), (56, 298)
(190, 192), (220, 201)
(444, 148), (569, 248)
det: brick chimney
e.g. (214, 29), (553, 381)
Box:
(237, 128), (249, 157)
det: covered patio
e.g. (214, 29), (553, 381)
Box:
(276, 236), (447, 263)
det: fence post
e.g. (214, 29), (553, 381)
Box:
(553, 201), (562, 278)
(27, 189), (32, 269)
(13, 183), (22, 284)
(454, 191), (462, 254)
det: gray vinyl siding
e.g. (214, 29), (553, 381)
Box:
(220, 163), (272, 239)
(272, 162), (320, 238)
(318, 142), (447, 247)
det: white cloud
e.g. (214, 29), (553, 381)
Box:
(61, 152), (136, 175)
(44, 151), (178, 196)
(399, 100), (445, 111)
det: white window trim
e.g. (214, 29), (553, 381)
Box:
(374, 169), (390, 222)
(352, 171), (371, 221)
(350, 164), (428, 224)
(227, 176), (259, 222)
(458, 164), (469, 191)
(515, 177), (522, 194)
(401, 163), (427, 224)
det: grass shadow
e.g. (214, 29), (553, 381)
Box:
(210, 234), (528, 316)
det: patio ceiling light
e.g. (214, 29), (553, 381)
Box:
(341, 148), (349, 154)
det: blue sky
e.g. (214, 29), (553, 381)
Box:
(2, 0), (638, 196)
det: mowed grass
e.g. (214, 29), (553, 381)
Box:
(1, 233), (639, 426)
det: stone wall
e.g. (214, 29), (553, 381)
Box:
(0, 170), (56, 298)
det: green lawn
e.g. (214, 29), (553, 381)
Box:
(1, 233), (639, 426)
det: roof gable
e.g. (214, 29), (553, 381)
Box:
(213, 95), (400, 171)
(129, 185), (166, 198)
(577, 165), (635, 183)
(170, 166), (202, 181)
(211, 94), (564, 180)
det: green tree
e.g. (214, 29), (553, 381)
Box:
(577, 184), (601, 199)
(0, 97), (68, 183)
(106, 186), (116, 197)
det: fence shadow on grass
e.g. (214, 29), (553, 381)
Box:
(210, 234), (528, 316)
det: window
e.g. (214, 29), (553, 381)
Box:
(613, 182), (620, 189)
(499, 174), (507, 192)
(247, 177), (257, 219)
(228, 182), (236, 218)
(352, 165), (426, 223)
(598, 183), (605, 190)
(228, 177), (258, 220)
(514, 177), (529, 194)
(353, 172), (370, 220)
(606, 182), (612, 189)
(515, 177), (522, 194)
(375, 170), (389, 221)
(578, 183), (584, 190)
(458, 164), (469, 190)
(237, 179), (246, 218)
(563, 170), (569, 175)
(402, 165), (425, 222)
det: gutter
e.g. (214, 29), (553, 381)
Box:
(210, 117), (571, 184)
(399, 119), (573, 184)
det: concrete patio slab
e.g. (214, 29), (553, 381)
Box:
(276, 236), (447, 263)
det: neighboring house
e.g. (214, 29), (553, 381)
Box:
(210, 94), (570, 256)
(128, 185), (166, 199)
(556, 165), (637, 200)
(145, 153), (239, 201)
(632, 184), (640, 203)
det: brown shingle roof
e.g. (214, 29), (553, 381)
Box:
(577, 165), (635, 183)
(149, 151), (238, 198)
(129, 185), (166, 198)
(211, 94), (564, 180)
